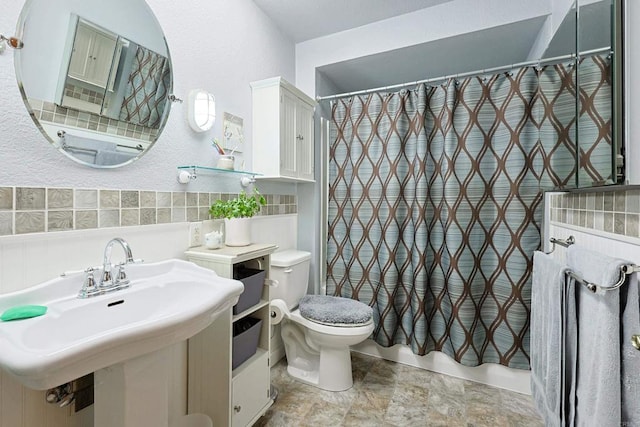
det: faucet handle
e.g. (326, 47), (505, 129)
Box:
(78, 267), (98, 298)
(114, 262), (130, 287)
(100, 266), (113, 288)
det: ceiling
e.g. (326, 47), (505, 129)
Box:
(252, 0), (453, 43)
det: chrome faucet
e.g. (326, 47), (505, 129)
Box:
(100, 237), (134, 288)
(77, 237), (138, 298)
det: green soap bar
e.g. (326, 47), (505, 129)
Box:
(1, 305), (47, 321)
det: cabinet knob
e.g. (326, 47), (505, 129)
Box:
(296, 134), (304, 140)
(632, 335), (640, 350)
(234, 405), (242, 413)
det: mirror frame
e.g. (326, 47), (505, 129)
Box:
(612, 0), (624, 184)
(541, 0), (623, 188)
(13, 0), (173, 168)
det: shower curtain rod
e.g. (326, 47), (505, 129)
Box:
(316, 46), (611, 102)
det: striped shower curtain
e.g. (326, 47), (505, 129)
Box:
(327, 55), (611, 368)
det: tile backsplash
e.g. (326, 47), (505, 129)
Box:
(548, 188), (640, 238)
(0, 186), (297, 236)
(64, 83), (104, 108)
(28, 98), (159, 143)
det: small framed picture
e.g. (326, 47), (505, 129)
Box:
(222, 112), (244, 153)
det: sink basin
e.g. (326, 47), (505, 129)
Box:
(0, 259), (244, 390)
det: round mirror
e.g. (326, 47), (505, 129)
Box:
(14, 0), (173, 168)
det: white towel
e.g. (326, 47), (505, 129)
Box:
(63, 133), (117, 151)
(94, 150), (136, 166)
(567, 245), (629, 427)
(621, 272), (640, 425)
(531, 251), (575, 426)
(563, 268), (577, 427)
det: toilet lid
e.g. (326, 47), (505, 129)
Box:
(298, 295), (373, 327)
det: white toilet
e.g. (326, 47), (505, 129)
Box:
(270, 250), (374, 392)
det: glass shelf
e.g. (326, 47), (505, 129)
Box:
(177, 165), (262, 177)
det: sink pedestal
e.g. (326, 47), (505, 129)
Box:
(94, 347), (211, 427)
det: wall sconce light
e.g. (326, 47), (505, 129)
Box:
(0, 34), (24, 53)
(187, 89), (215, 132)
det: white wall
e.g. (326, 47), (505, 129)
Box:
(527, 0), (574, 60)
(295, 0), (551, 97)
(0, 0), (297, 426)
(0, 0), (295, 193)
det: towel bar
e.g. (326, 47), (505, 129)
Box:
(567, 261), (639, 293)
(57, 130), (144, 152)
(548, 235), (640, 293)
(61, 142), (98, 155)
(566, 269), (627, 293)
(545, 235), (575, 254)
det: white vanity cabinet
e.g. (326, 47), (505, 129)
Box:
(251, 77), (316, 182)
(185, 243), (277, 427)
(67, 20), (118, 89)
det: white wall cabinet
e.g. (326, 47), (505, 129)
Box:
(185, 243), (276, 427)
(67, 21), (117, 89)
(251, 77), (316, 182)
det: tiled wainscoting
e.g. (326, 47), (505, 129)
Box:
(28, 98), (159, 143)
(548, 188), (640, 238)
(63, 83), (105, 109)
(0, 186), (297, 236)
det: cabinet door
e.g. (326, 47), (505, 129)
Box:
(280, 89), (298, 178)
(67, 23), (93, 82)
(67, 22), (116, 89)
(231, 351), (270, 427)
(89, 31), (117, 88)
(296, 100), (315, 181)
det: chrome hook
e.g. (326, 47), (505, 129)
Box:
(0, 34), (24, 53)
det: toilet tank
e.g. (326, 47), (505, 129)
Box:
(270, 250), (311, 310)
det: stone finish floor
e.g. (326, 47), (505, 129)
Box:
(256, 353), (544, 427)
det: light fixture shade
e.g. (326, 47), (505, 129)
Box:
(187, 89), (215, 132)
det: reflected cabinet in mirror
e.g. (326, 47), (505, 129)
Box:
(14, 0), (172, 168)
(541, 0), (622, 188)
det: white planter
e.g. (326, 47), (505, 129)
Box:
(224, 217), (251, 247)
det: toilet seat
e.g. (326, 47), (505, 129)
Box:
(288, 309), (374, 337)
(298, 295), (373, 327)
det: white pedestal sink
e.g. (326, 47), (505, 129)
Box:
(0, 258), (244, 427)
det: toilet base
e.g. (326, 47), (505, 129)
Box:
(286, 345), (354, 391)
(277, 305), (374, 393)
(319, 346), (354, 391)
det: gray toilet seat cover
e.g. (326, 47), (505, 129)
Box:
(298, 295), (373, 326)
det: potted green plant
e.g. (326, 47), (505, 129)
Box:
(209, 189), (266, 246)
